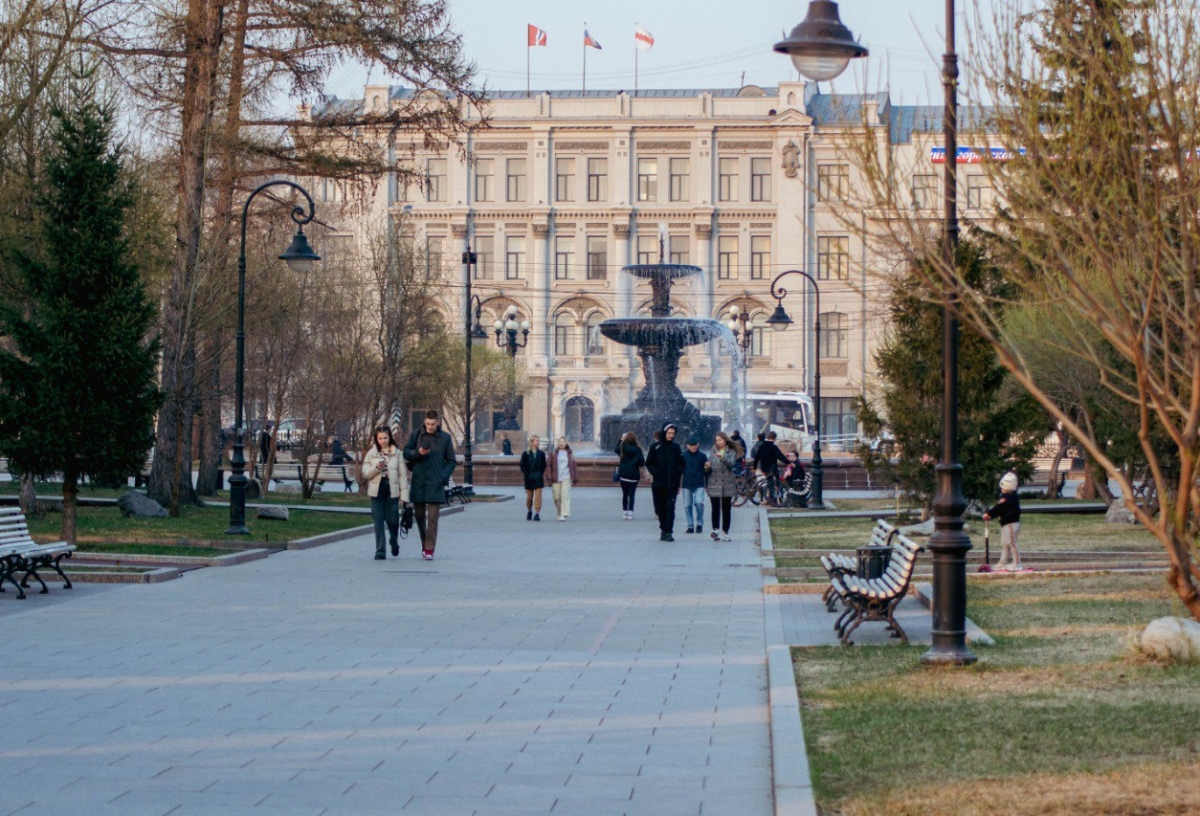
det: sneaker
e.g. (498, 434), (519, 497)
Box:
(696, 527), (703, 534)
(374, 554), (385, 560)
(720, 533), (731, 542)
(534, 513), (541, 521)
(390, 543), (399, 557)
(710, 531), (720, 541)
(659, 532), (669, 541)
(527, 510), (533, 521)
(664, 533), (675, 542)
(558, 515), (565, 522)
(685, 527), (694, 534)
(422, 550), (434, 561)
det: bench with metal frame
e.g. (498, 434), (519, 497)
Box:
(0, 507), (76, 599)
(820, 519), (898, 611)
(254, 462), (357, 492)
(827, 531), (923, 645)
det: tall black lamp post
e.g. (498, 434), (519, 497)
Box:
(492, 305), (531, 431)
(764, 270), (824, 510)
(726, 304), (755, 433)
(462, 245), (488, 490)
(775, 0), (975, 664)
(227, 180), (320, 535)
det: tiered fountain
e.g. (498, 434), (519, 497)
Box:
(598, 262), (725, 449)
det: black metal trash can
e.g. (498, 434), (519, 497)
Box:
(856, 545), (892, 579)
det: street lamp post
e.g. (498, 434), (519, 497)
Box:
(462, 246), (488, 491)
(764, 270), (825, 510)
(227, 180), (320, 535)
(774, 0), (975, 663)
(492, 305), (531, 431)
(726, 304), (755, 433)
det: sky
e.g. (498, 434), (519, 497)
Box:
(320, 0), (1005, 106)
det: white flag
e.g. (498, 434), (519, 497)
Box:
(635, 26), (654, 51)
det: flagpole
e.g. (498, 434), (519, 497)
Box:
(635, 27), (639, 98)
(527, 41), (531, 98)
(582, 24), (587, 94)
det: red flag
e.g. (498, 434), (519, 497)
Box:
(528, 24), (548, 47)
(584, 29), (602, 50)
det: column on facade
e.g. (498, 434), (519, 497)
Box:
(695, 221), (722, 390)
(613, 220), (635, 413)
(532, 220), (552, 438)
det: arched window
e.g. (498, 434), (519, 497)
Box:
(584, 313), (605, 356)
(554, 313), (575, 357)
(819, 312), (848, 358)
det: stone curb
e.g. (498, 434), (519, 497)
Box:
(287, 524), (374, 550)
(760, 506), (818, 816)
(69, 549), (271, 568)
(60, 566), (182, 584)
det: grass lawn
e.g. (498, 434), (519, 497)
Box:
(0, 480), (368, 507)
(794, 572), (1200, 815)
(26, 503), (369, 545)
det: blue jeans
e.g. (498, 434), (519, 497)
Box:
(371, 494), (399, 557)
(682, 487), (707, 529)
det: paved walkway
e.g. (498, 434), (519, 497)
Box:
(0, 487), (773, 816)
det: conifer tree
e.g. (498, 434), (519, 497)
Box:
(0, 84), (161, 543)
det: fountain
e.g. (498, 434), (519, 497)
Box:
(598, 262), (725, 450)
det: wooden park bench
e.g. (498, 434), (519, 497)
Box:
(820, 519), (898, 611)
(827, 530), (923, 645)
(254, 462), (357, 492)
(0, 507), (75, 599)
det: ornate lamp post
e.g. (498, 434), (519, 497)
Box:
(775, 0), (975, 664)
(462, 243), (488, 490)
(492, 305), (531, 431)
(227, 180), (320, 535)
(726, 304), (755, 432)
(764, 270), (825, 510)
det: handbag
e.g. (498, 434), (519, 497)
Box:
(612, 467), (620, 483)
(400, 503), (414, 537)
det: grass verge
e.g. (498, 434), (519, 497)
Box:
(794, 572), (1200, 815)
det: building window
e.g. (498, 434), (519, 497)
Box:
(587, 236), (607, 280)
(817, 235), (850, 280)
(555, 157), (575, 202)
(817, 163), (850, 201)
(505, 236), (525, 280)
(669, 234), (689, 266)
(474, 236), (494, 280)
(718, 157), (739, 202)
(912, 174), (939, 210)
(637, 157), (658, 202)
(426, 158), (447, 202)
(587, 158), (608, 202)
(669, 158), (690, 202)
(585, 313), (605, 356)
(821, 397), (859, 442)
(554, 236), (574, 280)
(397, 160), (414, 202)
(637, 234), (657, 265)
(474, 158), (494, 203)
(819, 312), (848, 358)
(750, 157), (771, 202)
(750, 325), (772, 358)
(506, 158), (527, 202)
(750, 235), (771, 280)
(426, 236), (444, 273)
(717, 235), (738, 280)
(554, 314), (574, 357)
(967, 175), (992, 209)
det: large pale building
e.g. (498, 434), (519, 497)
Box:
(310, 82), (992, 450)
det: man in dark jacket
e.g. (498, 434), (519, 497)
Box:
(753, 431), (789, 505)
(646, 423), (685, 541)
(403, 410), (457, 560)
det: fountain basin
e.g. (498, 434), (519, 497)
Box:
(598, 317), (724, 348)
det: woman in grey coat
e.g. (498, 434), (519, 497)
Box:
(706, 431), (743, 541)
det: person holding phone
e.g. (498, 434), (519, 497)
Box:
(360, 425), (408, 560)
(403, 410), (456, 560)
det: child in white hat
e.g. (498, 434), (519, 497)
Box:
(983, 472), (1022, 571)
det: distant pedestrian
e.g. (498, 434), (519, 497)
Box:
(615, 431), (646, 519)
(680, 436), (708, 534)
(328, 436), (348, 465)
(750, 432), (765, 460)
(258, 427), (271, 464)
(519, 435), (547, 521)
(729, 429), (744, 449)
(648, 430), (664, 520)
(646, 423), (685, 541)
(547, 436), (578, 521)
(753, 431), (789, 503)
(360, 426), (408, 560)
(403, 410), (457, 561)
(501, 433), (513, 456)
(983, 471), (1023, 571)
(707, 432), (742, 541)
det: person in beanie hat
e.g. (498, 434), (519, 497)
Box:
(983, 472), (1022, 571)
(645, 422), (685, 541)
(680, 435), (708, 534)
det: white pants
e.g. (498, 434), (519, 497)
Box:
(552, 478), (572, 517)
(996, 522), (1021, 568)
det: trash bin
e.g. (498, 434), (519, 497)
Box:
(856, 545), (892, 579)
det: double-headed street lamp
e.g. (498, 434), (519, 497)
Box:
(775, 0), (975, 664)
(461, 245), (488, 490)
(493, 305), (531, 431)
(227, 180), (321, 536)
(726, 304), (755, 433)
(763, 271), (825, 510)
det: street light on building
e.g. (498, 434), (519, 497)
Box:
(227, 180), (320, 536)
(492, 305), (531, 431)
(775, 0), (976, 664)
(763, 270), (825, 510)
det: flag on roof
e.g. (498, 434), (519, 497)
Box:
(528, 24), (547, 47)
(584, 30), (602, 50)
(635, 27), (654, 51)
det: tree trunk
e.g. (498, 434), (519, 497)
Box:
(60, 473), (77, 545)
(18, 472), (37, 516)
(1045, 427), (1067, 499)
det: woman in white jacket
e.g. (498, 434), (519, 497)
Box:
(362, 425), (409, 560)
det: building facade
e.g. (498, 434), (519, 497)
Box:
(310, 83), (993, 450)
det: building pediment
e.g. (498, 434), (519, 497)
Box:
(770, 109), (814, 128)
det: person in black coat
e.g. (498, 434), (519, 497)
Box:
(402, 410), (457, 560)
(615, 431), (646, 519)
(645, 422), (685, 541)
(518, 435), (547, 521)
(501, 433), (513, 455)
(983, 471), (1023, 571)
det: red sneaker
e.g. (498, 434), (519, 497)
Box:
(422, 550), (434, 561)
